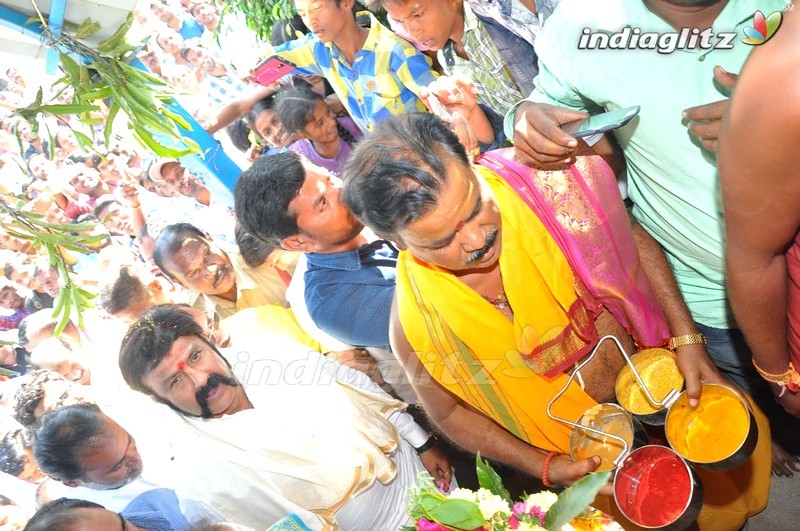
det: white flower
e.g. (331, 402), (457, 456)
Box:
(475, 489), (510, 519)
(447, 488), (479, 503)
(525, 491), (559, 513)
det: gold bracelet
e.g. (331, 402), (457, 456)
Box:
(668, 333), (707, 350)
(752, 359), (800, 396)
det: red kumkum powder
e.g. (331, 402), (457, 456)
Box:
(614, 446), (692, 527)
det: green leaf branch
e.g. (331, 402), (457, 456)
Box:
(0, 199), (98, 334)
(13, 2), (200, 158)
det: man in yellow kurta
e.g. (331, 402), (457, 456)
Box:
(341, 113), (771, 530)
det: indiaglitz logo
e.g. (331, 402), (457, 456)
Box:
(742, 10), (783, 45)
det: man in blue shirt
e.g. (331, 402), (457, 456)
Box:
(235, 152), (396, 349)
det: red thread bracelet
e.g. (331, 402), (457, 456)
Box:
(542, 451), (560, 488)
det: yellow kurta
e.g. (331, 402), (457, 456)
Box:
(397, 166), (600, 452)
(397, 164), (772, 530)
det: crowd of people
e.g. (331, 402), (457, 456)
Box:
(0, 0), (798, 529)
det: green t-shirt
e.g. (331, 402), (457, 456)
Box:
(507, 0), (786, 328)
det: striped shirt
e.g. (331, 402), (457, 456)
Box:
(274, 13), (437, 133)
(0, 307), (28, 332)
(440, 2), (527, 114)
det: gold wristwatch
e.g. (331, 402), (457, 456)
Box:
(668, 333), (707, 350)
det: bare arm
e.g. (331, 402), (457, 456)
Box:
(719, 11), (800, 417)
(389, 298), (608, 490)
(205, 84), (278, 135)
(631, 220), (724, 405)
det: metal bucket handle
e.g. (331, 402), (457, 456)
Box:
(546, 335), (679, 466)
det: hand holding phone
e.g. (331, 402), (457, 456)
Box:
(253, 56), (296, 87)
(561, 105), (640, 138)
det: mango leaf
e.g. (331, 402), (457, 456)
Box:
(59, 52), (81, 80)
(72, 130), (93, 150)
(25, 217), (96, 232)
(544, 471), (611, 531)
(74, 233), (111, 244)
(428, 499), (486, 529)
(161, 107), (192, 131)
(96, 12), (134, 53)
(53, 294), (72, 335)
(104, 103), (120, 147)
(79, 87), (113, 101)
(4, 227), (34, 241)
(39, 103), (100, 114)
(476, 453), (511, 503)
(75, 288), (97, 300)
(74, 18), (101, 39)
(44, 123), (54, 159)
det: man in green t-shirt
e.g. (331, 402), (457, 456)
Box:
(508, 0), (799, 474)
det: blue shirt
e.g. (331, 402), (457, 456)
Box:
(304, 241), (397, 348)
(121, 488), (189, 531)
(178, 18), (205, 40)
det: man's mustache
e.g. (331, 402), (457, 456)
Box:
(196, 372), (239, 418)
(465, 228), (498, 264)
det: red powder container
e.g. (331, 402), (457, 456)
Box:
(613, 445), (703, 529)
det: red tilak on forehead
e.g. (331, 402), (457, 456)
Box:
(455, 220), (465, 231)
(177, 361), (185, 371)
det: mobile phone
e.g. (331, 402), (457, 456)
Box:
(561, 105), (640, 138)
(253, 56), (296, 87)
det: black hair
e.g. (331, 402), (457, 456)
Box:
(67, 153), (87, 164)
(17, 316), (29, 348)
(118, 304), (206, 396)
(235, 223), (276, 268)
(189, 1), (206, 17)
(178, 44), (193, 61)
(245, 95), (279, 133)
(269, 15), (309, 46)
(66, 153), (101, 167)
(93, 194), (121, 219)
(23, 497), (107, 531)
(99, 266), (150, 316)
(152, 223), (209, 282)
(3, 262), (14, 279)
(53, 129), (68, 149)
(0, 429), (33, 477)
(226, 117), (253, 153)
(234, 151), (306, 245)
(74, 213), (100, 225)
(32, 403), (104, 482)
(341, 113), (468, 240)
(276, 86), (356, 146)
(24, 152), (47, 173)
(13, 370), (68, 428)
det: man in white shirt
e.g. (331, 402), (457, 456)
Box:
(118, 304), (452, 530)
